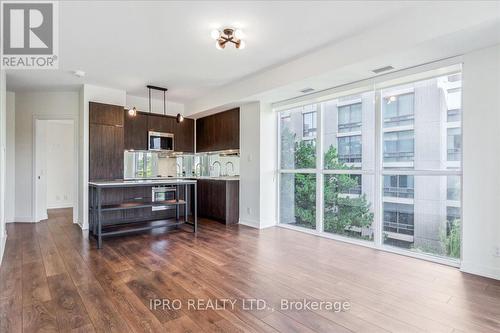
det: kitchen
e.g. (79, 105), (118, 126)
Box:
(88, 87), (240, 248)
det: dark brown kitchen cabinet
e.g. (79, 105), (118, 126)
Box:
(147, 114), (175, 133)
(89, 102), (124, 126)
(89, 124), (124, 180)
(196, 108), (239, 153)
(89, 102), (124, 180)
(197, 179), (239, 224)
(173, 118), (194, 153)
(125, 111), (194, 153)
(124, 111), (148, 150)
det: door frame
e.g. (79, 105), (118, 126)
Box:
(32, 114), (78, 223)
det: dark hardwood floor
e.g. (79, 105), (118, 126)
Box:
(1, 208), (499, 333)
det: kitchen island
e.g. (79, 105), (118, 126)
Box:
(89, 179), (197, 248)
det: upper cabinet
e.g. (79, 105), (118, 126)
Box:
(124, 111), (148, 150)
(123, 111), (194, 153)
(89, 102), (124, 126)
(196, 108), (239, 153)
(173, 118), (195, 153)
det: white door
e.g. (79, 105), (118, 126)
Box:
(35, 120), (48, 221)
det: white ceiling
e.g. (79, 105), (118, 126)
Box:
(5, 0), (417, 102)
(6, 1), (500, 106)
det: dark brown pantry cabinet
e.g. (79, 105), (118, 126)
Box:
(89, 102), (124, 180)
(196, 108), (239, 153)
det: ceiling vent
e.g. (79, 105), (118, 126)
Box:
(300, 87), (315, 94)
(372, 65), (394, 74)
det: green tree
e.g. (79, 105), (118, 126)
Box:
(442, 219), (461, 258)
(286, 134), (374, 235)
(323, 145), (374, 239)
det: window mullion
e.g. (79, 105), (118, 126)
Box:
(316, 103), (324, 233)
(374, 89), (383, 247)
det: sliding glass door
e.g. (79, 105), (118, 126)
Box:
(277, 67), (462, 262)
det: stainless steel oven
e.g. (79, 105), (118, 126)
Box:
(151, 185), (176, 211)
(148, 131), (174, 151)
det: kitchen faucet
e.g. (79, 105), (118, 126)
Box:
(211, 161), (222, 177)
(176, 163), (182, 177)
(225, 161), (234, 176)
(195, 163), (202, 176)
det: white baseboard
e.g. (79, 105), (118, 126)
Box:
(238, 219), (276, 229)
(13, 216), (35, 223)
(47, 202), (73, 209)
(461, 261), (500, 280)
(0, 232), (7, 267)
(238, 218), (260, 229)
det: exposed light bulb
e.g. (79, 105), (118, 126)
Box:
(215, 40), (224, 50)
(210, 29), (220, 40)
(234, 29), (244, 40)
(389, 96), (397, 102)
(128, 107), (137, 116)
(237, 40), (246, 50)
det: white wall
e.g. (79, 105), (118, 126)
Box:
(78, 84), (126, 229)
(126, 94), (185, 116)
(238, 102), (277, 229)
(259, 103), (277, 228)
(5, 92), (15, 223)
(0, 70), (6, 265)
(461, 44), (500, 279)
(14, 92), (79, 222)
(46, 120), (75, 209)
(239, 102), (261, 227)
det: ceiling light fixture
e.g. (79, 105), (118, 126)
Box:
(73, 70), (85, 77)
(211, 28), (246, 50)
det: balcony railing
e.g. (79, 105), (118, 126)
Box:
(383, 114), (414, 127)
(383, 151), (414, 161)
(339, 153), (362, 163)
(383, 186), (414, 198)
(447, 148), (461, 161)
(338, 122), (362, 133)
(383, 221), (414, 235)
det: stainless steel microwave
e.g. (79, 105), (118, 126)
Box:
(148, 131), (174, 151)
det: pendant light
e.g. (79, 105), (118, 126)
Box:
(145, 85), (183, 122)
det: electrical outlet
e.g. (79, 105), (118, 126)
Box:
(494, 246), (500, 257)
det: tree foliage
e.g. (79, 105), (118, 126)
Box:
(281, 125), (374, 237)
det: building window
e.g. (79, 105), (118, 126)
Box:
(447, 175), (460, 201)
(447, 128), (461, 161)
(383, 93), (414, 128)
(383, 130), (414, 162)
(383, 202), (414, 236)
(302, 111), (317, 138)
(338, 135), (361, 163)
(383, 175), (414, 198)
(338, 102), (362, 133)
(447, 109), (461, 122)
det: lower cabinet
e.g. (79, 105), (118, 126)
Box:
(197, 179), (239, 224)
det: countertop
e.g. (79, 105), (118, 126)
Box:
(89, 179), (197, 187)
(89, 176), (239, 187)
